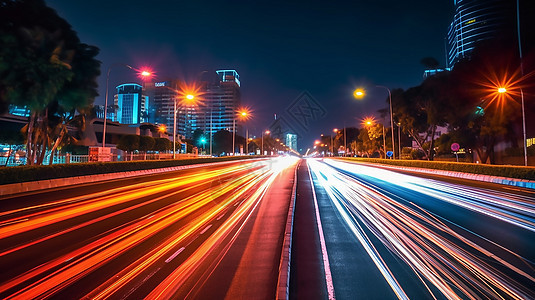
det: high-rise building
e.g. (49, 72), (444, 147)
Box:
(285, 133), (297, 151)
(114, 83), (147, 124)
(143, 70), (241, 141)
(447, 0), (515, 67)
(196, 70), (241, 139)
(143, 80), (181, 135)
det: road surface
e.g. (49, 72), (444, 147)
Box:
(0, 157), (299, 299)
(298, 158), (535, 299)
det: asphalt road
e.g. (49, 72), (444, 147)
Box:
(303, 158), (535, 299)
(0, 157), (299, 299)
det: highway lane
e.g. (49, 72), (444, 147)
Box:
(307, 158), (535, 299)
(0, 156), (299, 299)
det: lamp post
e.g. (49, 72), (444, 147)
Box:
(354, 86), (395, 159)
(376, 85), (395, 159)
(262, 130), (270, 155)
(498, 87), (527, 165)
(344, 123), (347, 157)
(200, 137), (206, 155)
(103, 64), (151, 147)
(236, 109), (250, 155)
(331, 128), (338, 156)
(397, 122), (402, 159)
(173, 93), (195, 159)
(232, 119), (236, 155)
(516, 0), (527, 166)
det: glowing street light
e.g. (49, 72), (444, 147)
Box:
(103, 64), (151, 148)
(354, 86), (395, 159)
(495, 85), (527, 166)
(234, 107), (251, 155)
(331, 128), (338, 156)
(262, 130), (270, 155)
(354, 88), (365, 98)
(173, 93), (197, 159)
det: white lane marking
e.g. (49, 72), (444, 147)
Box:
(200, 224), (212, 235)
(216, 212), (226, 220)
(308, 161), (336, 300)
(165, 247), (185, 263)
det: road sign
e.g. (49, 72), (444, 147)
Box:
(451, 143), (460, 152)
(386, 151), (394, 157)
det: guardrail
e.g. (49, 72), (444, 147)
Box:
(0, 153), (205, 167)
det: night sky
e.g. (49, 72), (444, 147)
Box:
(46, 0), (454, 150)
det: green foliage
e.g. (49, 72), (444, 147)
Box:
(0, 0), (100, 165)
(138, 136), (155, 152)
(213, 130), (232, 155)
(337, 157), (535, 181)
(0, 156), (262, 185)
(153, 138), (172, 152)
(116, 135), (140, 152)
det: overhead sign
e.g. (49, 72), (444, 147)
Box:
(451, 143), (460, 152)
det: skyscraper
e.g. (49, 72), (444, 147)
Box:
(143, 80), (181, 134)
(114, 83), (147, 124)
(447, 0), (515, 67)
(197, 70), (241, 138)
(143, 70), (241, 141)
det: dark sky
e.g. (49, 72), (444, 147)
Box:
(46, 0), (454, 150)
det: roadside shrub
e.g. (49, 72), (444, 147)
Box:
(335, 157), (535, 181)
(0, 156), (264, 185)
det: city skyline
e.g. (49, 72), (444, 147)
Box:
(46, 0), (455, 149)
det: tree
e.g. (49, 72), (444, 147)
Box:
(139, 136), (155, 152)
(116, 134), (140, 153)
(0, 0), (100, 165)
(191, 128), (205, 148)
(445, 32), (533, 164)
(213, 130), (232, 155)
(392, 73), (455, 161)
(153, 138), (172, 152)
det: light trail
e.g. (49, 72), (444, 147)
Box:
(0, 157), (299, 299)
(308, 158), (535, 300)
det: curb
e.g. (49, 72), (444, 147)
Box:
(0, 158), (266, 198)
(276, 160), (299, 300)
(331, 159), (535, 190)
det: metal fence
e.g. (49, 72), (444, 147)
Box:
(0, 153), (204, 167)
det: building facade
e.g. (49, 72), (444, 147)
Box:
(193, 70), (241, 139)
(447, 0), (515, 67)
(285, 133), (297, 151)
(143, 70), (241, 140)
(142, 80), (181, 135)
(114, 83), (147, 124)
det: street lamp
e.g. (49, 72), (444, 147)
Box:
(354, 86), (395, 159)
(236, 108), (251, 155)
(103, 64), (151, 147)
(173, 93), (195, 159)
(363, 116), (386, 158)
(331, 128), (338, 156)
(262, 130), (270, 155)
(498, 86), (527, 165)
(200, 137), (206, 155)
